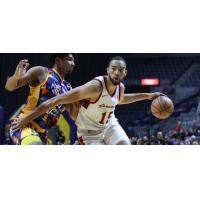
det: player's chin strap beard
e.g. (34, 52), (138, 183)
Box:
(108, 74), (120, 86)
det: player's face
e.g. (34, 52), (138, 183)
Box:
(107, 60), (127, 85)
(56, 54), (75, 74)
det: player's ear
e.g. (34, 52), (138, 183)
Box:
(106, 66), (109, 74)
(124, 69), (128, 77)
(55, 57), (62, 66)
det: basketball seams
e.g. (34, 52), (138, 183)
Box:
(151, 96), (173, 119)
(151, 103), (161, 113)
(164, 110), (173, 114)
(165, 100), (174, 112)
(157, 96), (165, 112)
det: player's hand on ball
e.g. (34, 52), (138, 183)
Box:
(148, 92), (166, 100)
(11, 117), (27, 132)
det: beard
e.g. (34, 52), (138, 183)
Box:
(109, 74), (121, 85)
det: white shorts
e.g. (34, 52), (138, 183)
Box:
(77, 124), (130, 145)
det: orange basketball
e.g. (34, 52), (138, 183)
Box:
(151, 96), (174, 119)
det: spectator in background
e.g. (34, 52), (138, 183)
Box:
(156, 131), (165, 145)
(171, 121), (184, 140)
(171, 138), (178, 145)
(137, 138), (145, 145)
(179, 128), (186, 141)
(184, 138), (191, 145)
(143, 136), (149, 145)
(150, 135), (157, 145)
(174, 121), (184, 133)
(192, 140), (198, 145)
(131, 137), (138, 145)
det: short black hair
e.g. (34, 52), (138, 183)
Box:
(109, 56), (126, 66)
(49, 53), (72, 65)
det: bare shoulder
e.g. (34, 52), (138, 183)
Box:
(28, 66), (48, 86)
(120, 82), (125, 92)
(77, 79), (103, 101)
(85, 79), (103, 93)
(29, 66), (47, 75)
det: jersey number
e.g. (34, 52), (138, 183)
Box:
(99, 111), (113, 124)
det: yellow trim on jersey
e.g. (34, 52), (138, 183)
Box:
(52, 68), (64, 81)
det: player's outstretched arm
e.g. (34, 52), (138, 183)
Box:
(119, 83), (165, 105)
(5, 59), (45, 91)
(11, 80), (102, 131)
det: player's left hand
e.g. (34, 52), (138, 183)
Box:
(11, 117), (28, 132)
(147, 92), (166, 100)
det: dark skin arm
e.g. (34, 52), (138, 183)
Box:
(5, 59), (47, 91)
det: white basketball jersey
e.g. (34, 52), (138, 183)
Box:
(76, 76), (121, 132)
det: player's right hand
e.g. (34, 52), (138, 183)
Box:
(148, 92), (166, 100)
(14, 59), (29, 79)
(11, 117), (28, 132)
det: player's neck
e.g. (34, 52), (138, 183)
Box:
(53, 66), (65, 80)
(105, 76), (117, 95)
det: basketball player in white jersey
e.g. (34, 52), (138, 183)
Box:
(12, 56), (164, 145)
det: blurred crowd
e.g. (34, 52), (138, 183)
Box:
(130, 119), (200, 145)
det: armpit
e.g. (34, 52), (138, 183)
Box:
(65, 102), (80, 121)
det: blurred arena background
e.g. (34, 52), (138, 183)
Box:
(0, 53), (200, 144)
